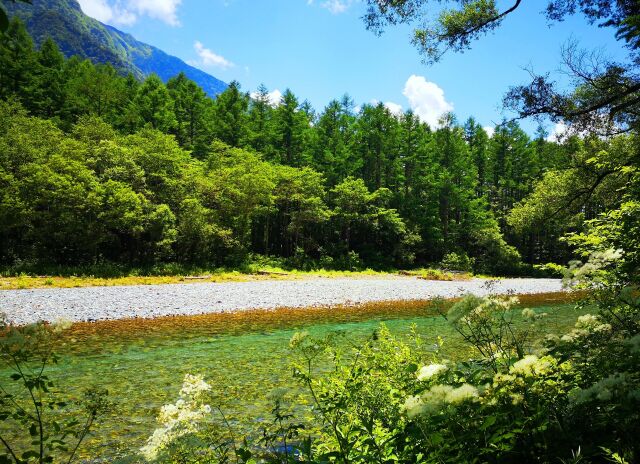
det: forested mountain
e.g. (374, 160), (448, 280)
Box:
(1, 19), (615, 275)
(4, 0), (228, 96)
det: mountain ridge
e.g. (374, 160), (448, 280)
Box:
(5, 0), (228, 96)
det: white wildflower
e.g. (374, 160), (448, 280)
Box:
(402, 395), (425, 418)
(492, 373), (516, 386)
(141, 374), (213, 461)
(179, 374), (211, 398)
(445, 384), (479, 404)
(417, 363), (448, 381)
(575, 314), (611, 334)
(510, 355), (552, 377)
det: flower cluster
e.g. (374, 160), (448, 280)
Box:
(447, 295), (519, 326)
(510, 355), (552, 377)
(564, 248), (623, 288)
(402, 383), (479, 418)
(560, 314), (612, 342)
(51, 318), (73, 333)
(179, 373), (212, 397)
(141, 374), (213, 461)
(289, 331), (309, 349)
(416, 363), (448, 381)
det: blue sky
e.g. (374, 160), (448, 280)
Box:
(78, 0), (628, 134)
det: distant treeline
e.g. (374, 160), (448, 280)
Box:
(0, 19), (602, 273)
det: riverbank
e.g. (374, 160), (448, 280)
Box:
(1, 276), (565, 325)
(0, 268), (475, 290)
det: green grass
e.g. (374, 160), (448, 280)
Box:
(0, 295), (588, 461)
(0, 266), (473, 290)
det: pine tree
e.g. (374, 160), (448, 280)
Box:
(273, 89), (310, 166)
(312, 97), (357, 185)
(463, 117), (491, 199)
(354, 103), (400, 191)
(167, 72), (212, 158)
(134, 74), (176, 132)
(247, 84), (276, 158)
(211, 81), (249, 147)
(30, 38), (66, 119)
(0, 18), (37, 101)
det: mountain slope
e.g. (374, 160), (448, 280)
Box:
(5, 0), (228, 96)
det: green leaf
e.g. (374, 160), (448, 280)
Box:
(480, 415), (497, 430)
(430, 433), (444, 445)
(21, 450), (40, 460)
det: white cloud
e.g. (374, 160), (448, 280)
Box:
(546, 121), (567, 142)
(384, 101), (403, 116)
(193, 41), (234, 70)
(370, 98), (403, 115)
(77, 0), (135, 24)
(77, 0), (181, 26)
(129, 0), (182, 26)
(483, 126), (495, 138)
(402, 75), (454, 128)
(308, 0), (356, 14)
(77, 0), (113, 23)
(321, 0), (348, 14)
(250, 88), (283, 107)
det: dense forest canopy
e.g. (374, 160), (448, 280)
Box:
(0, 17), (625, 274)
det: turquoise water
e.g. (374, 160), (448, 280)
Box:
(1, 297), (586, 460)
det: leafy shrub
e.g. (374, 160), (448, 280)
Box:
(439, 251), (474, 272)
(532, 262), (566, 278)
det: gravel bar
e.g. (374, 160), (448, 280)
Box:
(0, 277), (565, 325)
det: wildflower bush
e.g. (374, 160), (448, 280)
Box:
(140, 374), (214, 461)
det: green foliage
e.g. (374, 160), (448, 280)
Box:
(439, 251), (473, 272)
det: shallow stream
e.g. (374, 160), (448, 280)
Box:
(1, 293), (586, 460)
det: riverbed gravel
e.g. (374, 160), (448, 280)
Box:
(0, 276), (565, 325)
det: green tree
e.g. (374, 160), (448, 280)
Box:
(311, 96), (357, 185)
(247, 84), (277, 158)
(0, 18), (36, 101)
(133, 74), (176, 132)
(64, 61), (125, 125)
(269, 165), (329, 258)
(211, 80), (249, 147)
(167, 72), (212, 158)
(272, 89), (311, 166)
(354, 102), (401, 191)
(329, 177), (415, 267)
(487, 120), (536, 225)
(463, 117), (490, 198)
(29, 37), (66, 119)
